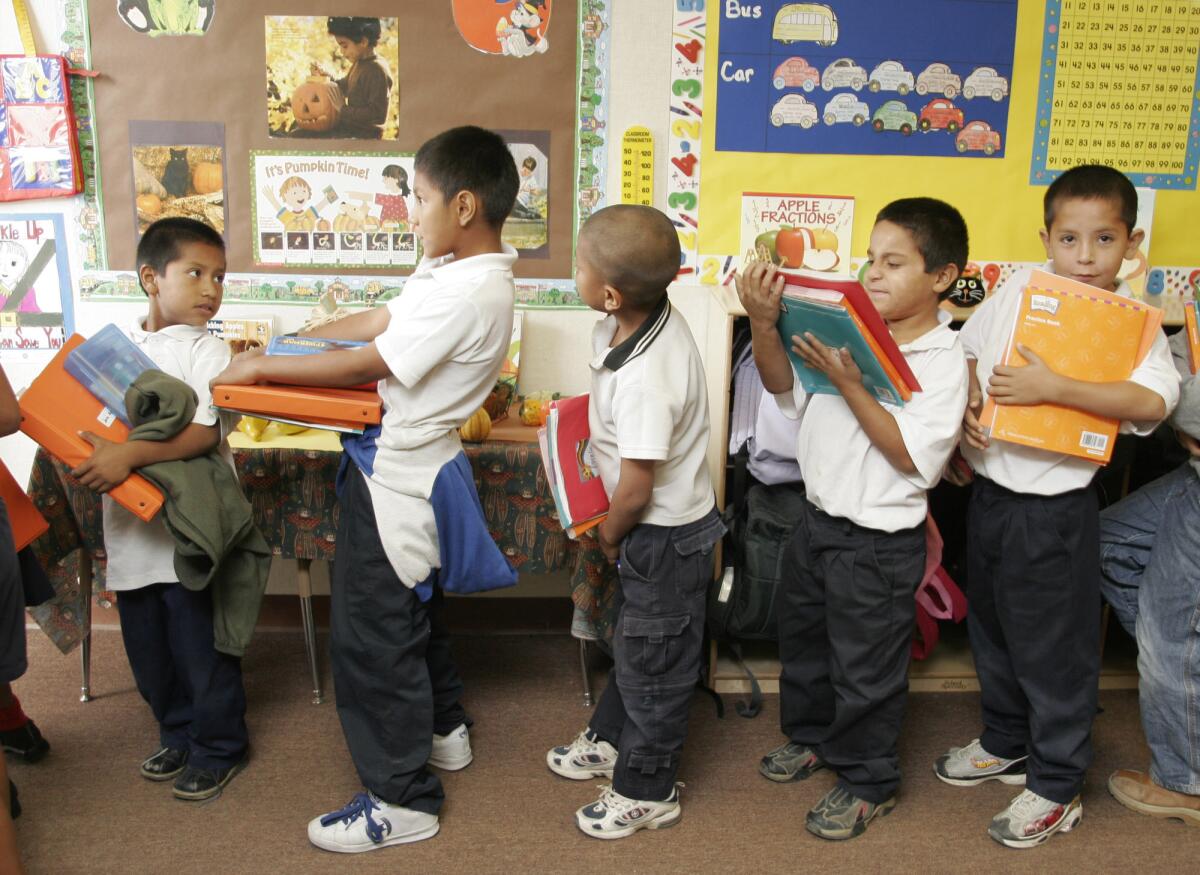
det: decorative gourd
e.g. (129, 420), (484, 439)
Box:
(459, 407), (492, 442)
(135, 193), (162, 217)
(291, 77), (344, 133)
(191, 161), (223, 195)
(519, 391), (558, 427)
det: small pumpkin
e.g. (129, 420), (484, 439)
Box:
(459, 407), (492, 442)
(192, 161), (222, 195)
(136, 193), (162, 217)
(291, 77), (344, 133)
(519, 391), (558, 427)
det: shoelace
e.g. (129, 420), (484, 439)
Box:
(1007, 789), (1048, 819)
(320, 792), (387, 843)
(595, 784), (635, 815)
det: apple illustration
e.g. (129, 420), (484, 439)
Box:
(753, 229), (779, 263)
(776, 226), (807, 268)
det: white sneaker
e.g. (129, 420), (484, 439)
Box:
(307, 791), (439, 853)
(575, 784), (682, 840)
(430, 724), (473, 771)
(934, 738), (1027, 786)
(988, 789), (1082, 849)
(547, 729), (617, 780)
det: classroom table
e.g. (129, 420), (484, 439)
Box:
(25, 415), (616, 706)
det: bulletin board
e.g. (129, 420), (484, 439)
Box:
(85, 0), (581, 280)
(693, 0), (1200, 312)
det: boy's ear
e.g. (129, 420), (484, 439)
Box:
(931, 262), (959, 295)
(138, 264), (159, 296)
(603, 284), (622, 313)
(1038, 227), (1052, 258)
(455, 190), (478, 227)
(1123, 228), (1145, 260)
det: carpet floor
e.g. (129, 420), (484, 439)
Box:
(7, 624), (1196, 874)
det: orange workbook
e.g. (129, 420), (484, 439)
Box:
(1185, 300), (1199, 374)
(980, 275), (1155, 464)
(211, 384), (382, 434)
(0, 461), (49, 551)
(18, 336), (163, 522)
(845, 304), (912, 402)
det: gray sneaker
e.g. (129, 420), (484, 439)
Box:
(758, 742), (826, 783)
(988, 789), (1082, 849)
(805, 786), (896, 841)
(935, 738), (1027, 787)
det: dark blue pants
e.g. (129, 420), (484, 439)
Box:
(778, 502), (925, 804)
(116, 582), (248, 770)
(590, 509), (724, 802)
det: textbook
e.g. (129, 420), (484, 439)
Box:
(0, 461), (48, 551)
(63, 324), (158, 427)
(980, 271), (1160, 464)
(210, 383), (382, 435)
(776, 270), (919, 406)
(263, 335), (377, 392)
(537, 394), (607, 539)
(1185, 299), (1199, 375)
(19, 336), (163, 522)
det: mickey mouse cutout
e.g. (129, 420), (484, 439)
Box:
(453, 0), (551, 57)
(117, 0), (216, 36)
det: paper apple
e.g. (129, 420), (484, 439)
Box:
(753, 229), (779, 263)
(802, 248), (840, 272)
(775, 226), (807, 268)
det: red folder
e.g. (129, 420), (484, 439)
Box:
(0, 461), (48, 550)
(18, 336), (163, 522)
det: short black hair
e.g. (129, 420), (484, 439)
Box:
(1044, 164), (1137, 232)
(415, 126), (519, 229)
(579, 205), (680, 310)
(136, 217), (224, 288)
(875, 197), (969, 283)
(327, 17), (381, 47)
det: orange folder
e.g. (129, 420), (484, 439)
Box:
(980, 275), (1155, 464)
(1185, 300), (1199, 375)
(18, 335), (163, 522)
(0, 461), (48, 551)
(211, 384), (382, 434)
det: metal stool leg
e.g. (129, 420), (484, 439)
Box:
(578, 638), (593, 707)
(78, 551), (92, 703)
(297, 559), (324, 704)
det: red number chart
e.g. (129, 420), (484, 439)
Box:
(1031, 0), (1200, 188)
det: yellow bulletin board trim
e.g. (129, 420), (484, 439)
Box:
(697, 1), (1200, 270)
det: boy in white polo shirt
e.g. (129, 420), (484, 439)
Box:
(936, 165), (1180, 849)
(546, 205), (725, 839)
(737, 198), (970, 841)
(214, 126), (520, 854)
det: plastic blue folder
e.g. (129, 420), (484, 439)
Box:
(64, 324), (159, 426)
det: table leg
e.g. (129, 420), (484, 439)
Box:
(78, 551), (92, 703)
(578, 638), (593, 707)
(296, 559), (324, 704)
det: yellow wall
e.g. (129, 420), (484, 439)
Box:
(698, 0), (1199, 266)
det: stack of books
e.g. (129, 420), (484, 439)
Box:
(775, 269), (920, 407)
(210, 335), (382, 434)
(980, 270), (1163, 464)
(1185, 298), (1199, 375)
(536, 394), (608, 539)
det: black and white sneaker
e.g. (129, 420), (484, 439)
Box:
(308, 791), (439, 853)
(575, 784), (682, 840)
(547, 729), (617, 780)
(935, 738), (1027, 787)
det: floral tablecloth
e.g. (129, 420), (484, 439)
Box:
(25, 442), (618, 654)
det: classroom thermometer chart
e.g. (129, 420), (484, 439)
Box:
(715, 1), (1019, 157)
(1030, 0), (1200, 189)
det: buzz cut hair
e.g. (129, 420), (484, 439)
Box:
(579, 205), (680, 310)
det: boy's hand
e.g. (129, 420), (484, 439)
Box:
(1180, 430), (1200, 459)
(962, 362), (989, 450)
(734, 262), (785, 327)
(793, 332), (863, 390)
(989, 345), (1062, 407)
(211, 348), (265, 389)
(941, 448), (975, 486)
(72, 432), (137, 493)
(595, 521), (620, 563)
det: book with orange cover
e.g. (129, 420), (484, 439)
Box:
(211, 384), (382, 434)
(980, 273), (1156, 464)
(0, 461), (48, 551)
(18, 336), (163, 522)
(1184, 300), (1199, 375)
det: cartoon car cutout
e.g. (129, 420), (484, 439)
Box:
(822, 57), (866, 91)
(770, 94), (819, 129)
(823, 93), (869, 126)
(955, 120), (1002, 154)
(773, 3), (839, 46)
(963, 67), (1009, 101)
(871, 100), (917, 135)
(916, 63), (961, 98)
(918, 98), (963, 132)
(773, 56), (821, 91)
(867, 60), (914, 95)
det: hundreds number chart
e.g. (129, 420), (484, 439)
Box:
(1032, 1), (1200, 189)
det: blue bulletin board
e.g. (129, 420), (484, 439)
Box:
(715, 0), (1019, 158)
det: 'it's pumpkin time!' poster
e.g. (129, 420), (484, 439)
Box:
(739, 192), (854, 274)
(251, 151), (420, 270)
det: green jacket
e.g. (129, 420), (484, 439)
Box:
(126, 370), (270, 657)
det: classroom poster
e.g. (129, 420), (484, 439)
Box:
(251, 151), (419, 270)
(499, 129), (550, 258)
(0, 213), (73, 362)
(715, 1), (1018, 157)
(116, 0), (217, 36)
(739, 192), (853, 274)
(129, 120), (226, 241)
(453, 0), (553, 57)
(264, 15), (400, 140)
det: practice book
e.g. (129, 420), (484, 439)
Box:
(980, 271), (1158, 464)
(19, 336), (163, 522)
(537, 394), (607, 539)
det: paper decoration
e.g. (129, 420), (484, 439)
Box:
(667, 4), (707, 277)
(116, 0), (216, 36)
(576, 0), (611, 235)
(128, 120), (226, 241)
(620, 126), (654, 206)
(740, 192), (853, 274)
(453, 0), (552, 57)
(499, 129), (550, 258)
(0, 212), (73, 362)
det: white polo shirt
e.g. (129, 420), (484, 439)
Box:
(775, 311), (968, 532)
(588, 298), (715, 527)
(365, 245), (517, 586)
(959, 264), (1181, 495)
(103, 319), (232, 591)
